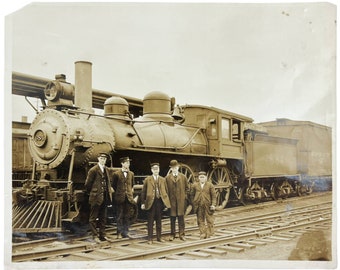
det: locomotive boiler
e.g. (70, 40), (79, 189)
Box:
(12, 61), (328, 233)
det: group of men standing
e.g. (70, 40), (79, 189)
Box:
(85, 153), (217, 244)
(85, 154), (135, 243)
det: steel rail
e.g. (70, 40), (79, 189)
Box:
(11, 193), (331, 247)
(112, 211), (332, 260)
(12, 203), (332, 262)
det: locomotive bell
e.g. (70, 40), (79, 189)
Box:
(171, 105), (185, 123)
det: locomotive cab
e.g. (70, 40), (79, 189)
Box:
(181, 105), (253, 159)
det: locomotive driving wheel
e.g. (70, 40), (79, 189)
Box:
(208, 167), (233, 210)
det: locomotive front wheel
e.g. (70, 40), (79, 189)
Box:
(208, 167), (233, 210)
(270, 183), (279, 200)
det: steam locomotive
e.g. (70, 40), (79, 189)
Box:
(12, 61), (332, 233)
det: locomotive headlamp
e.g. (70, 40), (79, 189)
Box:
(44, 80), (74, 102)
(33, 129), (47, 147)
(44, 74), (74, 107)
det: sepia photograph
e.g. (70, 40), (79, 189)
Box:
(3, 1), (337, 269)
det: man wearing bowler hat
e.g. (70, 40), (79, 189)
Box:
(85, 152), (114, 242)
(112, 156), (135, 238)
(190, 171), (216, 239)
(165, 160), (190, 241)
(141, 163), (171, 244)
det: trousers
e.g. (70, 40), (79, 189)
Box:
(116, 197), (133, 237)
(196, 205), (214, 237)
(89, 202), (107, 238)
(170, 215), (185, 237)
(147, 198), (164, 240)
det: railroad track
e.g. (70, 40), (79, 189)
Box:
(12, 192), (332, 262)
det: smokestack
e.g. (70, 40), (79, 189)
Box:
(75, 61), (93, 112)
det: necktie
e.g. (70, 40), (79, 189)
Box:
(155, 177), (160, 198)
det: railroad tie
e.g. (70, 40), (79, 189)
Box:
(245, 240), (267, 246)
(229, 242), (256, 249)
(185, 251), (212, 258)
(257, 238), (277, 243)
(201, 248), (228, 256)
(166, 254), (200, 260)
(217, 245), (244, 253)
(267, 235), (292, 241)
(70, 251), (109, 260)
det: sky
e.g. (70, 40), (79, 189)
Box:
(3, 1), (336, 129)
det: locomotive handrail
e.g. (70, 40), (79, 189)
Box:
(61, 108), (134, 122)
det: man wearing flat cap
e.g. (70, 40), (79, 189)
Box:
(85, 152), (114, 242)
(141, 163), (171, 244)
(190, 171), (216, 239)
(112, 156), (135, 238)
(165, 160), (190, 241)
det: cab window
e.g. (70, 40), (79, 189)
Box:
(232, 120), (241, 141)
(221, 118), (230, 140)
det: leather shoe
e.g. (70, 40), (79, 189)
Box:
(179, 236), (186, 241)
(157, 238), (165, 243)
(169, 235), (175, 241)
(200, 234), (207, 239)
(99, 236), (110, 241)
(89, 237), (101, 244)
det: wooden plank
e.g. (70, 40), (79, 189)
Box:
(218, 245), (244, 253)
(246, 240), (267, 246)
(268, 235), (292, 241)
(70, 251), (107, 260)
(185, 251), (212, 258)
(258, 238), (277, 243)
(201, 248), (228, 255)
(166, 254), (199, 260)
(229, 242), (256, 249)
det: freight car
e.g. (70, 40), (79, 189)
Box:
(12, 61), (332, 233)
(12, 120), (35, 187)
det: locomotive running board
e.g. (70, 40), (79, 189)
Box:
(12, 201), (62, 233)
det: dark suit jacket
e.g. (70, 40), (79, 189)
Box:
(165, 172), (189, 216)
(190, 181), (217, 213)
(141, 175), (171, 210)
(112, 169), (135, 204)
(85, 164), (113, 206)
